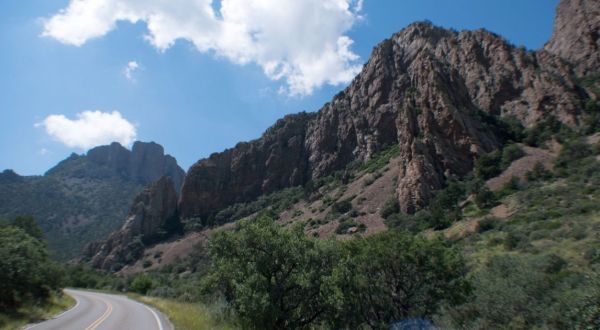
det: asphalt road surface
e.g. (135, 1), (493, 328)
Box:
(25, 289), (172, 330)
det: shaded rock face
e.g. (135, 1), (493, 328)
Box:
(545, 0), (600, 76)
(180, 0), (595, 217)
(52, 141), (185, 192)
(86, 177), (178, 271)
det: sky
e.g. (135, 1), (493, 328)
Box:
(0, 0), (559, 176)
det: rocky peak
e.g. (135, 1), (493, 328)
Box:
(86, 176), (179, 271)
(545, 0), (600, 76)
(47, 141), (185, 192)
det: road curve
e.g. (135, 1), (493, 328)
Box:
(25, 289), (172, 330)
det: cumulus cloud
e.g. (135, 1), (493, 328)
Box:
(42, 0), (364, 95)
(124, 60), (140, 81)
(36, 111), (137, 149)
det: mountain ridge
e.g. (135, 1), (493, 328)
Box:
(0, 141), (185, 260)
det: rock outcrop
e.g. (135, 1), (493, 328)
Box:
(49, 141), (185, 192)
(180, 0), (594, 217)
(86, 177), (179, 271)
(545, 0), (600, 77)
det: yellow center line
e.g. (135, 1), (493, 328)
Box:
(84, 297), (113, 330)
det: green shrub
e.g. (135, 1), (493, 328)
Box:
(338, 231), (470, 328)
(131, 274), (154, 294)
(477, 217), (497, 233)
(555, 138), (593, 170)
(501, 144), (525, 168)
(475, 187), (498, 209)
(331, 199), (353, 214)
(475, 150), (502, 179)
(380, 197), (400, 219)
(525, 162), (552, 181)
(335, 218), (363, 235)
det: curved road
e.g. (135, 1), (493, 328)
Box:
(25, 289), (172, 330)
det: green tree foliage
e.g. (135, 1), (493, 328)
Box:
(0, 224), (63, 309)
(475, 150), (503, 179)
(555, 138), (593, 170)
(573, 269), (600, 329)
(501, 144), (525, 169)
(11, 216), (44, 241)
(474, 186), (498, 210)
(131, 274), (155, 295)
(206, 218), (469, 329)
(207, 217), (341, 329)
(337, 231), (470, 328)
(429, 180), (466, 225)
(438, 254), (587, 329)
(380, 197), (400, 219)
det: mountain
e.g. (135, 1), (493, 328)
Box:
(0, 141), (185, 260)
(85, 0), (600, 272)
(179, 0), (593, 219)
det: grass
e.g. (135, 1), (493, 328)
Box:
(0, 291), (76, 330)
(131, 295), (237, 330)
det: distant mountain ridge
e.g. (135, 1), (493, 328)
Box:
(0, 141), (184, 260)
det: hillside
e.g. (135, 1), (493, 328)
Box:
(0, 141), (184, 260)
(84, 0), (600, 271)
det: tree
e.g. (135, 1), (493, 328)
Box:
(12, 216), (44, 241)
(0, 226), (62, 308)
(337, 231), (470, 328)
(207, 217), (340, 329)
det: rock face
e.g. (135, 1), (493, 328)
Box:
(51, 141), (185, 192)
(180, 0), (594, 217)
(545, 0), (600, 76)
(87, 177), (179, 271)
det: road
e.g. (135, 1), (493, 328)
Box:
(25, 289), (172, 330)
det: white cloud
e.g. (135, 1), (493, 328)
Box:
(36, 111), (137, 149)
(42, 0), (364, 95)
(124, 60), (140, 81)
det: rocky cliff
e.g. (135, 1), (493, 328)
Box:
(545, 0), (600, 77)
(179, 0), (593, 218)
(85, 177), (179, 271)
(48, 141), (185, 192)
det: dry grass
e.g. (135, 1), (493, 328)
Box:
(134, 295), (237, 330)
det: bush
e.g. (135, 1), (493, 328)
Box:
(335, 218), (364, 235)
(501, 144), (525, 168)
(474, 187), (498, 209)
(331, 199), (353, 214)
(437, 255), (582, 329)
(131, 274), (154, 294)
(475, 150), (502, 179)
(525, 162), (552, 181)
(380, 197), (400, 219)
(523, 115), (565, 147)
(477, 217), (497, 233)
(555, 138), (593, 170)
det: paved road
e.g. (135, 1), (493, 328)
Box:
(25, 289), (172, 330)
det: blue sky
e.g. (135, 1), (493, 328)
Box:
(0, 0), (559, 175)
